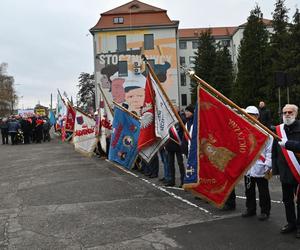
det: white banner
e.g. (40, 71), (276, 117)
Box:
(98, 87), (113, 153)
(139, 74), (178, 163)
(152, 74), (178, 139)
(73, 110), (97, 156)
(18, 109), (35, 117)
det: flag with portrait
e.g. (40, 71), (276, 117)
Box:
(184, 86), (268, 208)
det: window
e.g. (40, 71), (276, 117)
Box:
(181, 94), (187, 106)
(113, 17), (124, 24)
(180, 56), (186, 66)
(144, 34), (154, 50)
(221, 40), (230, 47)
(192, 40), (199, 49)
(179, 41), (187, 49)
(117, 35), (126, 52)
(189, 56), (195, 65)
(180, 73), (186, 86)
(118, 61), (128, 77)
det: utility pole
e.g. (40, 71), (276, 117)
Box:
(50, 93), (53, 110)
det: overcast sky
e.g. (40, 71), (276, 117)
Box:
(0, 0), (298, 109)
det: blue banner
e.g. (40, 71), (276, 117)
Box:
(184, 103), (199, 187)
(108, 106), (140, 169)
(48, 110), (56, 126)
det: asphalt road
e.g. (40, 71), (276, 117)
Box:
(0, 134), (299, 249)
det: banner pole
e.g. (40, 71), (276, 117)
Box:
(187, 70), (280, 140)
(97, 84), (114, 116)
(112, 101), (140, 121)
(141, 55), (191, 140)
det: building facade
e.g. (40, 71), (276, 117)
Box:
(90, 0), (180, 113)
(91, 0), (273, 110)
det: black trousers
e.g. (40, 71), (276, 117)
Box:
(225, 189), (236, 207)
(1, 131), (9, 144)
(282, 183), (300, 227)
(10, 132), (17, 145)
(244, 176), (271, 215)
(168, 150), (185, 185)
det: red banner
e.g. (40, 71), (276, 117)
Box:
(137, 74), (156, 150)
(190, 87), (268, 207)
(65, 104), (76, 132)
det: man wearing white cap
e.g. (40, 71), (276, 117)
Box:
(241, 106), (273, 221)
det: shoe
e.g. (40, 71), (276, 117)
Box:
(164, 182), (175, 187)
(159, 177), (165, 182)
(296, 229), (300, 238)
(221, 204), (236, 211)
(149, 174), (158, 178)
(178, 184), (183, 188)
(241, 211), (256, 217)
(257, 213), (269, 221)
(280, 224), (296, 234)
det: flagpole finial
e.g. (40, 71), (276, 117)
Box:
(187, 69), (195, 77)
(180, 65), (195, 77)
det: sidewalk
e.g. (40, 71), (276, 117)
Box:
(0, 136), (299, 249)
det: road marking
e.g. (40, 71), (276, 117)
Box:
(236, 195), (282, 204)
(109, 161), (213, 215)
(106, 160), (283, 213)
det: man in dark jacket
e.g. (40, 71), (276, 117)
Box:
(0, 118), (9, 144)
(272, 104), (300, 238)
(8, 117), (20, 145)
(258, 101), (272, 129)
(165, 124), (185, 187)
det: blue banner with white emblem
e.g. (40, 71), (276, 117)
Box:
(183, 103), (199, 187)
(108, 106), (140, 169)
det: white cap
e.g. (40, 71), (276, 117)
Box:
(245, 106), (259, 115)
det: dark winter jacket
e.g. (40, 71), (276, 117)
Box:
(165, 123), (182, 152)
(0, 120), (8, 131)
(272, 120), (300, 184)
(8, 120), (20, 133)
(258, 107), (272, 129)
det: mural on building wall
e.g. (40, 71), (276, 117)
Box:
(95, 31), (178, 114)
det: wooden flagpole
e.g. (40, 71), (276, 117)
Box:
(73, 106), (95, 120)
(112, 101), (140, 121)
(97, 84), (114, 116)
(141, 55), (191, 140)
(187, 70), (280, 140)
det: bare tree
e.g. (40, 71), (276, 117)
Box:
(0, 63), (17, 117)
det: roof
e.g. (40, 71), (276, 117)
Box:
(179, 27), (237, 39)
(239, 18), (272, 27)
(102, 0), (166, 15)
(90, 0), (177, 32)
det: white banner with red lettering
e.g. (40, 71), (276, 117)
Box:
(73, 109), (97, 156)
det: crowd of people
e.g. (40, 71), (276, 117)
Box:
(0, 115), (52, 145)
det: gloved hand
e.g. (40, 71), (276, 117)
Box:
(278, 138), (287, 147)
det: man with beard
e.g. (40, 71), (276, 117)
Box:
(272, 104), (300, 238)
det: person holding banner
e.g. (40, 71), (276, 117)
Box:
(272, 104), (300, 238)
(241, 106), (273, 221)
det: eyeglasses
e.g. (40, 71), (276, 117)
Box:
(283, 111), (294, 115)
